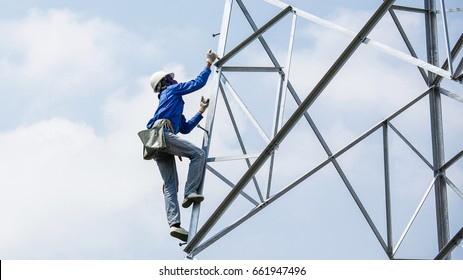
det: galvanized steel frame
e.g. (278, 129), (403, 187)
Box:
(186, 0), (463, 259)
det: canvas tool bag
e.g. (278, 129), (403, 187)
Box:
(138, 119), (174, 160)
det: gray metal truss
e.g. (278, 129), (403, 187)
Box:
(186, 0), (463, 259)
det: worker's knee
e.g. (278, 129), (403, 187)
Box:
(194, 148), (205, 164)
(189, 146), (204, 160)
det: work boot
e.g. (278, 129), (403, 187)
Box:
(182, 193), (204, 208)
(170, 226), (188, 242)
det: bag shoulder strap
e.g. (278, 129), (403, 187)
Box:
(153, 118), (174, 132)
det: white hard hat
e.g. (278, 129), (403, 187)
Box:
(149, 71), (174, 92)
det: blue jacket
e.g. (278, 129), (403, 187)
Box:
(146, 67), (211, 134)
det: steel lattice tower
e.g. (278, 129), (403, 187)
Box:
(185, 0), (463, 259)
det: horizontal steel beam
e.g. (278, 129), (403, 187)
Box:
(391, 5), (427, 13)
(215, 6), (293, 68)
(207, 154), (260, 162)
(222, 66), (282, 72)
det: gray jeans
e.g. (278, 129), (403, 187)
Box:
(154, 131), (206, 227)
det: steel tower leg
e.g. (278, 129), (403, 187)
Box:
(187, 0), (234, 245)
(425, 0), (450, 259)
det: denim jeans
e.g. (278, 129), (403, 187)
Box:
(154, 131), (206, 227)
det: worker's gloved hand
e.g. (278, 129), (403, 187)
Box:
(199, 96), (210, 114)
(206, 49), (217, 64)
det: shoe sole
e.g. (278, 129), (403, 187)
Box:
(170, 231), (188, 242)
(182, 196), (204, 208)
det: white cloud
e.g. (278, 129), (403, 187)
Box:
(0, 8), (163, 129)
(3, 9), (116, 93)
(0, 116), (163, 258)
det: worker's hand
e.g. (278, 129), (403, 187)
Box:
(199, 96), (210, 114)
(206, 49), (217, 64)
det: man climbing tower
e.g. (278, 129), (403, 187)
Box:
(146, 50), (217, 242)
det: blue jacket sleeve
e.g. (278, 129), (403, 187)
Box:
(179, 113), (203, 134)
(170, 67), (211, 96)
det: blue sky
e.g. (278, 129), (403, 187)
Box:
(0, 0), (462, 260)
